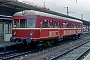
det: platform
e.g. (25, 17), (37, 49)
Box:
(0, 41), (16, 48)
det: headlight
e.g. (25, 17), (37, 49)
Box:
(30, 31), (33, 36)
(14, 32), (16, 36)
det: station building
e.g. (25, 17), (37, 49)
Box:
(0, 0), (21, 42)
(0, 7), (12, 42)
(0, 0), (90, 42)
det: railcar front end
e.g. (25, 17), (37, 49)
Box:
(10, 16), (40, 44)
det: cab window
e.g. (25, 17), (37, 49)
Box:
(20, 19), (26, 28)
(27, 18), (35, 28)
(14, 19), (19, 28)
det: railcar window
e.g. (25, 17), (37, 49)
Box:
(54, 21), (58, 28)
(44, 20), (48, 28)
(76, 24), (78, 28)
(50, 21), (53, 28)
(27, 18), (35, 28)
(20, 19), (26, 28)
(40, 20), (42, 28)
(79, 24), (80, 28)
(78, 24), (79, 28)
(63, 22), (67, 28)
(77, 24), (79, 28)
(60, 22), (62, 28)
(80, 24), (81, 28)
(69, 23), (71, 28)
(72, 23), (74, 28)
(67, 22), (69, 28)
(14, 20), (19, 28)
(74, 24), (76, 28)
(80, 24), (82, 28)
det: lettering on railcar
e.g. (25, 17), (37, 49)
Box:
(49, 31), (58, 36)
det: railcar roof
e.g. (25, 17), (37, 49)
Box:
(13, 10), (83, 23)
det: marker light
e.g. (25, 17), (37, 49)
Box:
(30, 31), (33, 36)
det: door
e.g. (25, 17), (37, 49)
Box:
(5, 23), (12, 41)
(0, 23), (4, 42)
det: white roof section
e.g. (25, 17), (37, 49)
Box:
(13, 10), (83, 23)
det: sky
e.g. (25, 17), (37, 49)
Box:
(18, 0), (90, 21)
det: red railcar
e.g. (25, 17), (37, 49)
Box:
(10, 10), (83, 44)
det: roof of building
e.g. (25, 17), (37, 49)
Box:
(0, 0), (89, 25)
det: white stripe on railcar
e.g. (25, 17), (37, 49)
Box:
(12, 28), (82, 30)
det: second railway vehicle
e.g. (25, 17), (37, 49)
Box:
(10, 10), (83, 45)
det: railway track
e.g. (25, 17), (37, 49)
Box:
(51, 39), (90, 60)
(0, 48), (38, 60)
(0, 50), (21, 60)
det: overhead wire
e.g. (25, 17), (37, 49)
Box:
(83, 0), (90, 7)
(43, 0), (74, 15)
(23, 0), (90, 20)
